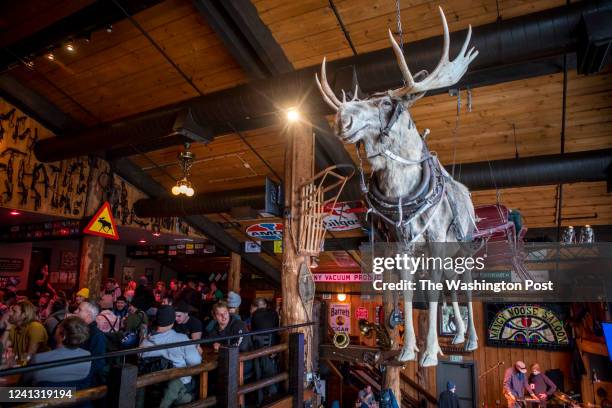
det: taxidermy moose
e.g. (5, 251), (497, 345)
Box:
(316, 7), (479, 366)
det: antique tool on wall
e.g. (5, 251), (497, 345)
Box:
(26, 128), (38, 164)
(49, 163), (62, 208)
(17, 159), (27, 205)
(12, 116), (27, 142)
(332, 331), (350, 349)
(359, 319), (393, 350)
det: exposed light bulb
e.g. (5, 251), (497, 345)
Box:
(65, 43), (75, 52)
(286, 108), (299, 122)
(46, 53), (55, 61)
(186, 187), (195, 196)
(337, 293), (347, 302)
(180, 184), (189, 194)
(171, 185), (181, 195)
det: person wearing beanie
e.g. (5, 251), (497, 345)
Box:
(439, 381), (459, 408)
(226, 291), (241, 315)
(173, 302), (203, 341)
(140, 305), (201, 408)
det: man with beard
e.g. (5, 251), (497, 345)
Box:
(0, 300), (49, 364)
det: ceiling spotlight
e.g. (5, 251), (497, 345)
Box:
(286, 108), (300, 122)
(9, 210), (20, 216)
(46, 53), (55, 61)
(139, 239), (147, 244)
(152, 231), (161, 237)
(65, 42), (75, 52)
(106, 25), (113, 33)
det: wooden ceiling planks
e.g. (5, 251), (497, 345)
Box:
(253, 0), (564, 69)
(8, 0), (248, 124)
(130, 125), (286, 194)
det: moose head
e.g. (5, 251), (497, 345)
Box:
(316, 7), (478, 147)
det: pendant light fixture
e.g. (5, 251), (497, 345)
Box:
(171, 143), (195, 197)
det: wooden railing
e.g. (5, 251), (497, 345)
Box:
(11, 332), (305, 408)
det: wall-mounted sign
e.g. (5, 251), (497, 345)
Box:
(329, 303), (351, 333)
(486, 303), (570, 350)
(128, 243), (215, 258)
(244, 241), (261, 253)
(0, 258), (24, 273)
(356, 307), (369, 320)
(323, 202), (365, 231)
(83, 202), (119, 240)
(0, 220), (82, 242)
(313, 273), (373, 282)
(273, 240), (283, 253)
(245, 223), (283, 241)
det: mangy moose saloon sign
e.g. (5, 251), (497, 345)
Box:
(486, 304), (571, 350)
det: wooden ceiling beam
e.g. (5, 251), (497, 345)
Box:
(193, 0), (293, 80)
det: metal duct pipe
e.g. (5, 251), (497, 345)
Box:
(34, 1), (612, 163)
(132, 150), (612, 218)
(454, 149), (612, 190)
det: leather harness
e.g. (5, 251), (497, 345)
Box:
(355, 98), (467, 244)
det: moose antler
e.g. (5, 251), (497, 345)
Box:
(315, 58), (359, 112)
(388, 6), (478, 97)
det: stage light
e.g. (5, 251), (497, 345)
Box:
(9, 210), (20, 216)
(286, 108), (299, 122)
(337, 293), (347, 302)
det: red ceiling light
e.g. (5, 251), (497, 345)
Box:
(138, 239), (147, 244)
(9, 210), (20, 216)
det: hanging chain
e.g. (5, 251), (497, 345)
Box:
(395, 0), (406, 86)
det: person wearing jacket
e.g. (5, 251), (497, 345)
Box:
(504, 361), (539, 408)
(439, 381), (460, 408)
(140, 305), (202, 408)
(528, 364), (557, 407)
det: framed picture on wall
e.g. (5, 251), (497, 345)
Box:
(439, 304), (469, 336)
(122, 266), (135, 284)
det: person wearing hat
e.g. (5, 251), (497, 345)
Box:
(140, 305), (202, 408)
(439, 381), (460, 408)
(504, 361), (539, 408)
(124, 297), (148, 333)
(226, 291), (241, 315)
(173, 302), (203, 340)
(528, 363), (557, 407)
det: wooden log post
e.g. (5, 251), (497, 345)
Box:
(281, 120), (314, 373)
(383, 267), (401, 401)
(77, 158), (109, 300)
(288, 332), (305, 408)
(217, 345), (239, 408)
(106, 364), (138, 408)
(228, 252), (241, 293)
(78, 235), (104, 300)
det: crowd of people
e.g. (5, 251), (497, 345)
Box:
(0, 267), (282, 407)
